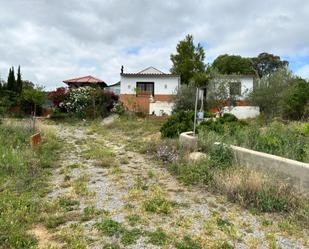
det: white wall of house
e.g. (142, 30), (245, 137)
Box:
(149, 101), (174, 116)
(225, 75), (254, 100)
(120, 76), (180, 95)
(223, 106), (260, 119)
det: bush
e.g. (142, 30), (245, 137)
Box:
(50, 108), (69, 120)
(199, 113), (247, 134)
(59, 87), (117, 118)
(199, 120), (308, 162)
(160, 111), (194, 138)
(173, 84), (197, 112)
(281, 78), (309, 120)
(48, 87), (68, 109)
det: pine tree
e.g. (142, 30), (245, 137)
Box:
(16, 66), (22, 94)
(170, 34), (206, 84)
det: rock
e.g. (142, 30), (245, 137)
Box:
(189, 152), (207, 162)
(101, 114), (119, 125)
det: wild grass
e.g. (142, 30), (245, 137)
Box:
(147, 134), (309, 229)
(0, 119), (62, 248)
(199, 120), (309, 162)
(105, 115), (164, 152)
(143, 186), (173, 214)
(56, 223), (88, 249)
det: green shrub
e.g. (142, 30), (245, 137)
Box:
(120, 228), (142, 245)
(175, 235), (201, 249)
(160, 111), (194, 138)
(147, 228), (169, 246)
(50, 108), (69, 120)
(102, 244), (121, 249)
(281, 78), (309, 120)
(198, 113), (247, 134)
(168, 160), (213, 185)
(95, 219), (123, 237)
(143, 195), (172, 214)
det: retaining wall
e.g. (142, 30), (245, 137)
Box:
(231, 145), (309, 192)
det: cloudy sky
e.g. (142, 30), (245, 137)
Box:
(0, 0), (309, 90)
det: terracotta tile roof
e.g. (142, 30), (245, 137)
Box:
(63, 75), (106, 84)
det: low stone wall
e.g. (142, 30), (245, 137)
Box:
(231, 145), (309, 192)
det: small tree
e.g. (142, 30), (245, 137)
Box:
(22, 86), (46, 131)
(250, 68), (293, 119)
(207, 70), (237, 115)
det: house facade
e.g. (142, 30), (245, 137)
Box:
(120, 67), (180, 115)
(215, 74), (260, 119)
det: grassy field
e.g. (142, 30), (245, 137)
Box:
(134, 117), (309, 231)
(0, 119), (62, 248)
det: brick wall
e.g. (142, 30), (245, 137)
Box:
(120, 94), (174, 113)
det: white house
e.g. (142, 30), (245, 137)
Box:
(212, 74), (260, 119)
(120, 67), (180, 115)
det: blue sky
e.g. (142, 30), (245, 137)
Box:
(0, 0), (308, 90)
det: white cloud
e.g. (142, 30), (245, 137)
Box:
(0, 0), (308, 89)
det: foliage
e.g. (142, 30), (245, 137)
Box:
(173, 84), (197, 112)
(281, 78), (309, 120)
(160, 111), (194, 138)
(21, 86), (46, 115)
(48, 87), (68, 108)
(7, 67), (17, 92)
(0, 120), (61, 248)
(95, 219), (123, 237)
(252, 52), (289, 78)
(175, 235), (202, 249)
(199, 120), (309, 162)
(250, 68), (293, 119)
(16, 66), (23, 94)
(147, 228), (169, 246)
(111, 102), (125, 115)
(198, 113), (247, 134)
(60, 87), (116, 118)
(212, 54), (255, 75)
(170, 34), (206, 84)
(206, 69), (240, 113)
(120, 228), (142, 245)
(143, 187), (173, 214)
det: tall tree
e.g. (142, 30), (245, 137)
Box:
(170, 34), (206, 84)
(252, 52), (289, 78)
(6, 67), (16, 92)
(16, 65), (22, 94)
(212, 54), (255, 75)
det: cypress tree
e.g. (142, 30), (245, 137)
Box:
(16, 66), (22, 94)
(7, 67), (16, 92)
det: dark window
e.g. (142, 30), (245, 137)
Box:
(229, 81), (241, 96)
(136, 82), (154, 96)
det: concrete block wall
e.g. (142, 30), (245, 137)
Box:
(231, 145), (309, 192)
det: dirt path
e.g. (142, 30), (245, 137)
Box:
(32, 122), (309, 249)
